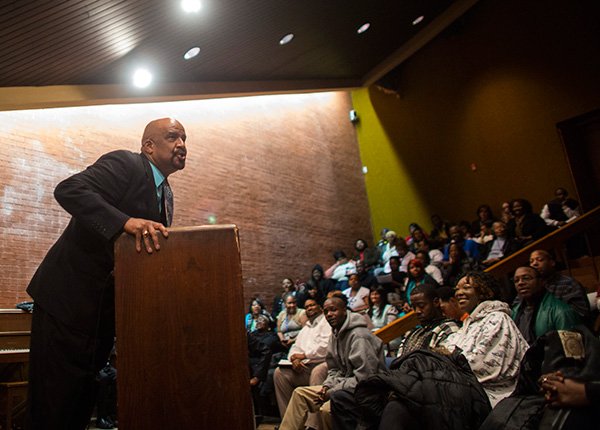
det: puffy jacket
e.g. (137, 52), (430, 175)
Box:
(355, 349), (491, 429)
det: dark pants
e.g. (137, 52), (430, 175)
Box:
(330, 389), (363, 430)
(26, 305), (114, 430)
(379, 400), (417, 430)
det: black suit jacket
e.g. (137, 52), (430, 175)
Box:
(27, 150), (162, 336)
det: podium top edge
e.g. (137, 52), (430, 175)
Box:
(168, 224), (238, 233)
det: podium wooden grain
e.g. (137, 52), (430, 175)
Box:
(114, 225), (253, 430)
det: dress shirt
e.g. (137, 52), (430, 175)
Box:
(287, 313), (331, 363)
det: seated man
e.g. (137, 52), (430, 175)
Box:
(274, 299), (331, 429)
(437, 286), (468, 322)
(540, 187), (580, 227)
(528, 249), (590, 320)
(394, 284), (461, 358)
(512, 266), (580, 344)
(443, 225), (480, 261)
(480, 221), (520, 267)
(278, 296), (385, 430)
(331, 285), (461, 429)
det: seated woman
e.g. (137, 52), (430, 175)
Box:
(342, 273), (370, 313)
(355, 272), (529, 430)
(276, 293), (308, 349)
(471, 204), (496, 237)
(271, 277), (297, 319)
(404, 258), (439, 309)
(506, 198), (550, 245)
(366, 285), (398, 330)
(245, 297), (274, 332)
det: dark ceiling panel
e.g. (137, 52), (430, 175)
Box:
(0, 0), (457, 89)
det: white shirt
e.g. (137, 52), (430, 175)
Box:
(342, 286), (370, 311)
(287, 313), (331, 363)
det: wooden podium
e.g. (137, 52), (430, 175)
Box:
(114, 225), (253, 429)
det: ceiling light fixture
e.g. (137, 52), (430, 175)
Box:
(412, 15), (425, 25)
(181, 0), (202, 13)
(133, 68), (152, 88)
(184, 47), (201, 60)
(279, 33), (294, 45)
(357, 23), (371, 34)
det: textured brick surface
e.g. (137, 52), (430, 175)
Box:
(0, 92), (373, 312)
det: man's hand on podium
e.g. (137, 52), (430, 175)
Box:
(124, 218), (169, 253)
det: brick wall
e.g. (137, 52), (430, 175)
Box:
(0, 91), (373, 312)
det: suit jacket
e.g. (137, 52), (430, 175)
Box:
(27, 150), (162, 336)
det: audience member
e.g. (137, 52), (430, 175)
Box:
(376, 228), (390, 256)
(366, 286), (398, 331)
(274, 299), (330, 429)
(377, 230), (399, 274)
(353, 277), (505, 430)
(334, 285), (462, 430)
(511, 266), (580, 343)
(443, 225), (480, 260)
(324, 250), (356, 291)
(528, 249), (590, 320)
(272, 278), (297, 319)
(249, 315), (283, 419)
(500, 201), (513, 224)
(473, 219), (494, 246)
(276, 293), (308, 349)
(305, 264), (335, 299)
(437, 286), (468, 322)
(506, 198), (550, 245)
(395, 284), (460, 357)
(405, 224), (427, 252)
(378, 256), (407, 307)
(342, 273), (370, 313)
(540, 187), (581, 228)
(354, 260), (378, 290)
(353, 239), (380, 272)
(480, 220), (520, 267)
(480, 326), (600, 430)
(458, 220), (474, 239)
(246, 297), (275, 332)
(429, 214), (450, 247)
(403, 259), (439, 310)
(297, 283), (325, 308)
(415, 250), (443, 285)
(442, 242), (476, 287)
(395, 240), (415, 273)
(278, 296), (386, 430)
(471, 204), (496, 236)
(441, 271), (529, 407)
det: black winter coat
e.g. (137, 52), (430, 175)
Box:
(355, 350), (491, 430)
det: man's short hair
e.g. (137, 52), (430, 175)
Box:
(530, 249), (554, 261)
(410, 284), (439, 302)
(325, 294), (348, 308)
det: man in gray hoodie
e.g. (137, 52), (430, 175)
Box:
(278, 295), (386, 430)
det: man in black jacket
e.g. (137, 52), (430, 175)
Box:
(26, 118), (188, 429)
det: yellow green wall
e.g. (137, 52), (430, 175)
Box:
(353, 0), (600, 238)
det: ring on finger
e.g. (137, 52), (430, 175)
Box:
(143, 230), (149, 237)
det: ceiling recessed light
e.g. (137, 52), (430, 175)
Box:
(357, 23), (371, 34)
(133, 68), (152, 88)
(181, 0), (202, 13)
(184, 47), (201, 60)
(412, 15), (425, 25)
(279, 33), (294, 45)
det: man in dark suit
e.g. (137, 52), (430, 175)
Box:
(26, 118), (188, 429)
